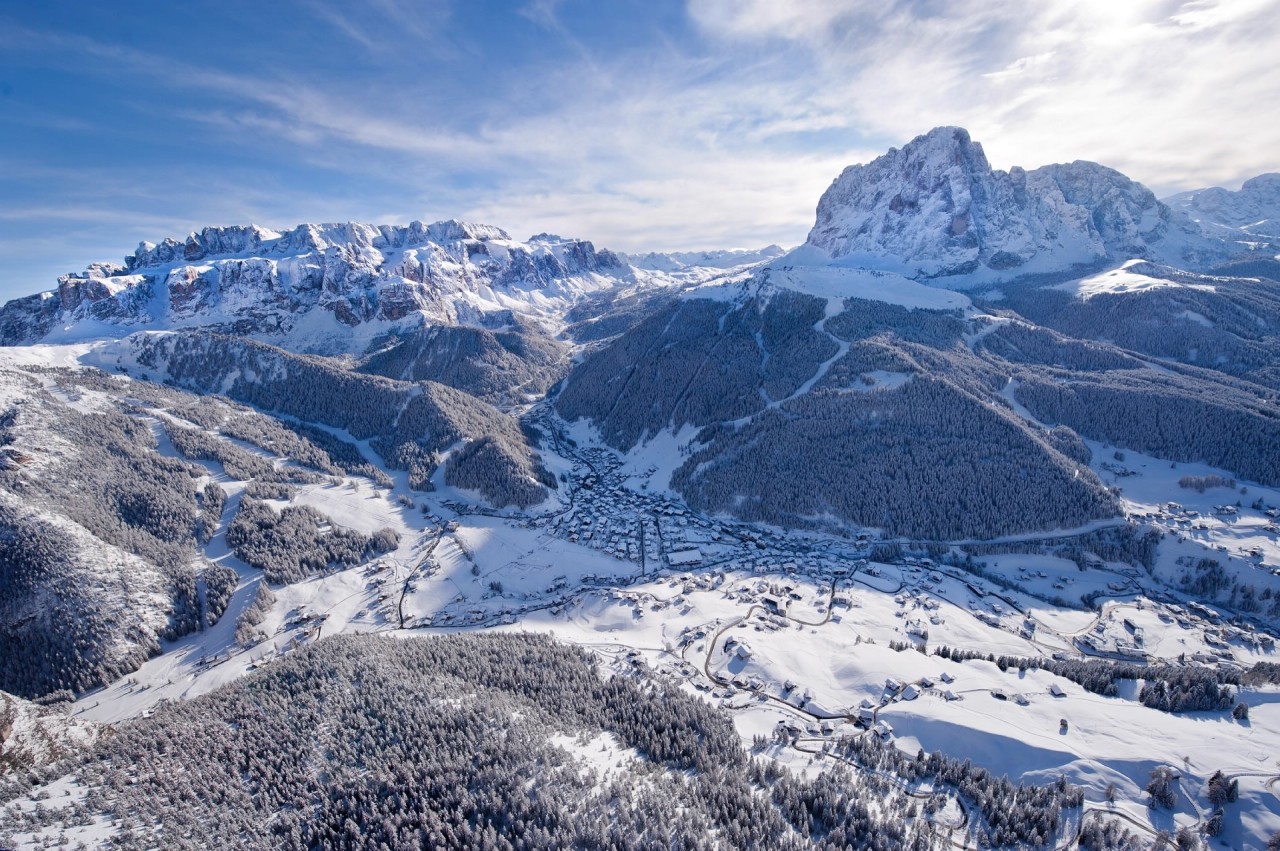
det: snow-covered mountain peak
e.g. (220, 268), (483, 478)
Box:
(1242, 172), (1280, 194)
(1163, 172), (1280, 241)
(803, 126), (1223, 284)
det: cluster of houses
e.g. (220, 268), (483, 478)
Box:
(1138, 500), (1280, 565)
(526, 449), (757, 570)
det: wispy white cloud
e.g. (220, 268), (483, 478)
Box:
(686, 0), (1280, 194)
(299, 0), (457, 58)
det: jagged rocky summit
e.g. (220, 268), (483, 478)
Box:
(801, 126), (1226, 281)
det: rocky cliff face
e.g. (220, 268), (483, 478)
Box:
(0, 221), (628, 347)
(804, 127), (1223, 280)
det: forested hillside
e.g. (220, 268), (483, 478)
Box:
(0, 361), (402, 699)
(357, 318), (566, 405)
(990, 273), (1280, 389)
(557, 290), (839, 448)
(0, 633), (1099, 850)
(559, 289), (1122, 538)
(673, 377), (1118, 539)
(105, 331), (555, 505)
(558, 266), (1280, 540)
(0, 366), (230, 697)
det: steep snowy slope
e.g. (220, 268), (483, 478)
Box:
(0, 361), (227, 697)
(0, 350), (432, 700)
(0, 690), (98, 778)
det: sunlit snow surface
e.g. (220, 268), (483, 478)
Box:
(691, 263), (972, 311)
(1056, 259), (1217, 300)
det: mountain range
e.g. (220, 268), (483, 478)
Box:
(4, 127), (1276, 349)
(2, 125), (1279, 692)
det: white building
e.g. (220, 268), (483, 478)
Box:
(668, 549), (703, 566)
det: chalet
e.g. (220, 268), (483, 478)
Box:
(939, 671), (955, 684)
(1049, 683), (1067, 698)
(902, 684), (920, 701)
(873, 721), (894, 740)
(668, 549), (702, 567)
(804, 698), (842, 719)
(761, 593), (790, 617)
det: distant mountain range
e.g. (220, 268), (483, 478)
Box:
(1164, 172), (1280, 240)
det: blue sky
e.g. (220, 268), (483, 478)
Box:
(2, 0), (1277, 302)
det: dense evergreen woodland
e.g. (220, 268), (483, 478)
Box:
(988, 274), (1280, 390)
(227, 497), (398, 584)
(559, 279), (1280, 538)
(0, 364), (399, 699)
(673, 377), (1117, 539)
(124, 332), (553, 505)
(357, 318), (565, 404)
(0, 634), (1108, 850)
(0, 367), (235, 697)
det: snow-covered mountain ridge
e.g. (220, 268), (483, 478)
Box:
(800, 127), (1228, 283)
(625, 244), (788, 272)
(0, 221), (642, 349)
(1163, 172), (1280, 242)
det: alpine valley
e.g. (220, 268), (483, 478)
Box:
(4, 127), (1280, 850)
